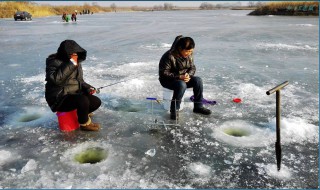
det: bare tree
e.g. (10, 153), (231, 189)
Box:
(131, 6), (138, 11)
(248, 1), (255, 7)
(235, 1), (242, 7)
(255, 2), (264, 8)
(200, 2), (214, 10)
(153, 5), (164, 11)
(216, 4), (222, 9)
(110, 3), (116, 12)
(164, 3), (174, 10)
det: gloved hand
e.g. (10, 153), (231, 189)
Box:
(70, 53), (78, 65)
(88, 87), (96, 95)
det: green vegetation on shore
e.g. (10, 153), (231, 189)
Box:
(248, 1), (318, 16)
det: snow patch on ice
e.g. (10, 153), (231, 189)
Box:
(19, 73), (45, 84)
(289, 24), (316, 27)
(140, 43), (171, 50)
(188, 162), (211, 176)
(0, 150), (12, 166)
(268, 117), (319, 143)
(256, 163), (292, 180)
(21, 159), (37, 173)
(256, 42), (318, 51)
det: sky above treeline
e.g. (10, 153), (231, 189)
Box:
(36, 1), (251, 7)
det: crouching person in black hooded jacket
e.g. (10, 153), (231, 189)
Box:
(45, 39), (101, 131)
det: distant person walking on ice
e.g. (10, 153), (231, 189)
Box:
(45, 40), (101, 131)
(159, 35), (211, 120)
(71, 12), (77, 22)
(62, 12), (67, 22)
(62, 13), (71, 22)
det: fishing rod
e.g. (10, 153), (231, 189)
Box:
(96, 77), (139, 94)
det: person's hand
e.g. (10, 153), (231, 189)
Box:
(70, 53), (78, 65)
(89, 87), (96, 95)
(180, 73), (190, 82)
(184, 73), (190, 82)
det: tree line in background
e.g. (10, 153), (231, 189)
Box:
(0, 1), (254, 18)
(0, 1), (317, 19)
(151, 2), (252, 10)
(200, 1), (240, 9)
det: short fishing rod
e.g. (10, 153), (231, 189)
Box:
(96, 77), (139, 94)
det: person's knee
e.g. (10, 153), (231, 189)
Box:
(78, 95), (90, 108)
(193, 76), (203, 86)
(193, 76), (202, 83)
(173, 81), (187, 99)
(96, 97), (102, 108)
(176, 80), (187, 91)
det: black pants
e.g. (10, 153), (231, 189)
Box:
(56, 94), (101, 124)
(160, 76), (204, 112)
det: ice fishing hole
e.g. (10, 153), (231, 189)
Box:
(223, 128), (251, 137)
(18, 113), (42, 122)
(74, 147), (108, 164)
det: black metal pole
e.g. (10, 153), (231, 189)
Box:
(266, 81), (289, 95)
(267, 81), (288, 172)
(276, 91), (281, 142)
(275, 90), (281, 171)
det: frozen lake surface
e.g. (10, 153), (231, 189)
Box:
(0, 10), (318, 188)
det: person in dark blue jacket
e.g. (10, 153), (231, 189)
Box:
(159, 35), (211, 120)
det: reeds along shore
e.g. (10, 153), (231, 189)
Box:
(248, 1), (319, 16)
(0, 1), (116, 18)
(1, 1), (318, 19)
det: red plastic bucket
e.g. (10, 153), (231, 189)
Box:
(56, 109), (79, 131)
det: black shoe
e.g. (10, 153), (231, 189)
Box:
(170, 111), (179, 120)
(193, 107), (211, 115)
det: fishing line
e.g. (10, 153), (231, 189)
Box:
(95, 76), (140, 94)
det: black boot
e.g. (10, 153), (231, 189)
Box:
(193, 107), (211, 115)
(170, 110), (179, 120)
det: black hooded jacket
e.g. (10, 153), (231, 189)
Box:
(159, 36), (196, 83)
(45, 40), (94, 112)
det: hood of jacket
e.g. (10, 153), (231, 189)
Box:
(57, 40), (87, 62)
